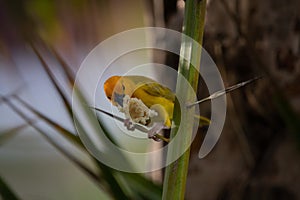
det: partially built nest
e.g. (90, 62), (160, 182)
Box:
(118, 95), (157, 125)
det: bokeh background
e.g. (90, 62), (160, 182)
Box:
(0, 0), (300, 199)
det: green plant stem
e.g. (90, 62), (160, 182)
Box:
(162, 0), (207, 199)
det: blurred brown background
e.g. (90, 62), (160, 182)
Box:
(0, 0), (299, 199)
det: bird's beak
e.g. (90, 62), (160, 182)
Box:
(113, 93), (125, 107)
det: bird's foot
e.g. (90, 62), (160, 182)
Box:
(124, 118), (135, 131)
(148, 122), (168, 141)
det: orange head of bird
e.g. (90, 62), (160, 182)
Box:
(104, 76), (125, 106)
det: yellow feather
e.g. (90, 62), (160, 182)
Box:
(104, 75), (209, 128)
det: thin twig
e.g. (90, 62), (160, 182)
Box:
(187, 76), (262, 107)
(91, 107), (170, 143)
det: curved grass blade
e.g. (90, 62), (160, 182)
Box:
(73, 87), (132, 200)
(12, 95), (84, 149)
(0, 175), (20, 200)
(1, 95), (110, 195)
(30, 42), (73, 119)
(0, 123), (29, 146)
(49, 46), (76, 86)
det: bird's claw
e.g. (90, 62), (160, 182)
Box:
(151, 135), (161, 142)
(124, 118), (135, 131)
(124, 119), (168, 142)
(148, 122), (167, 141)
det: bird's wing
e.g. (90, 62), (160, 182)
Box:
(138, 82), (175, 102)
(121, 76), (175, 102)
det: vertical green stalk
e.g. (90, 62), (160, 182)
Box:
(162, 0), (207, 199)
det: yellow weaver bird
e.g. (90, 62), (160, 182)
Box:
(104, 75), (210, 140)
